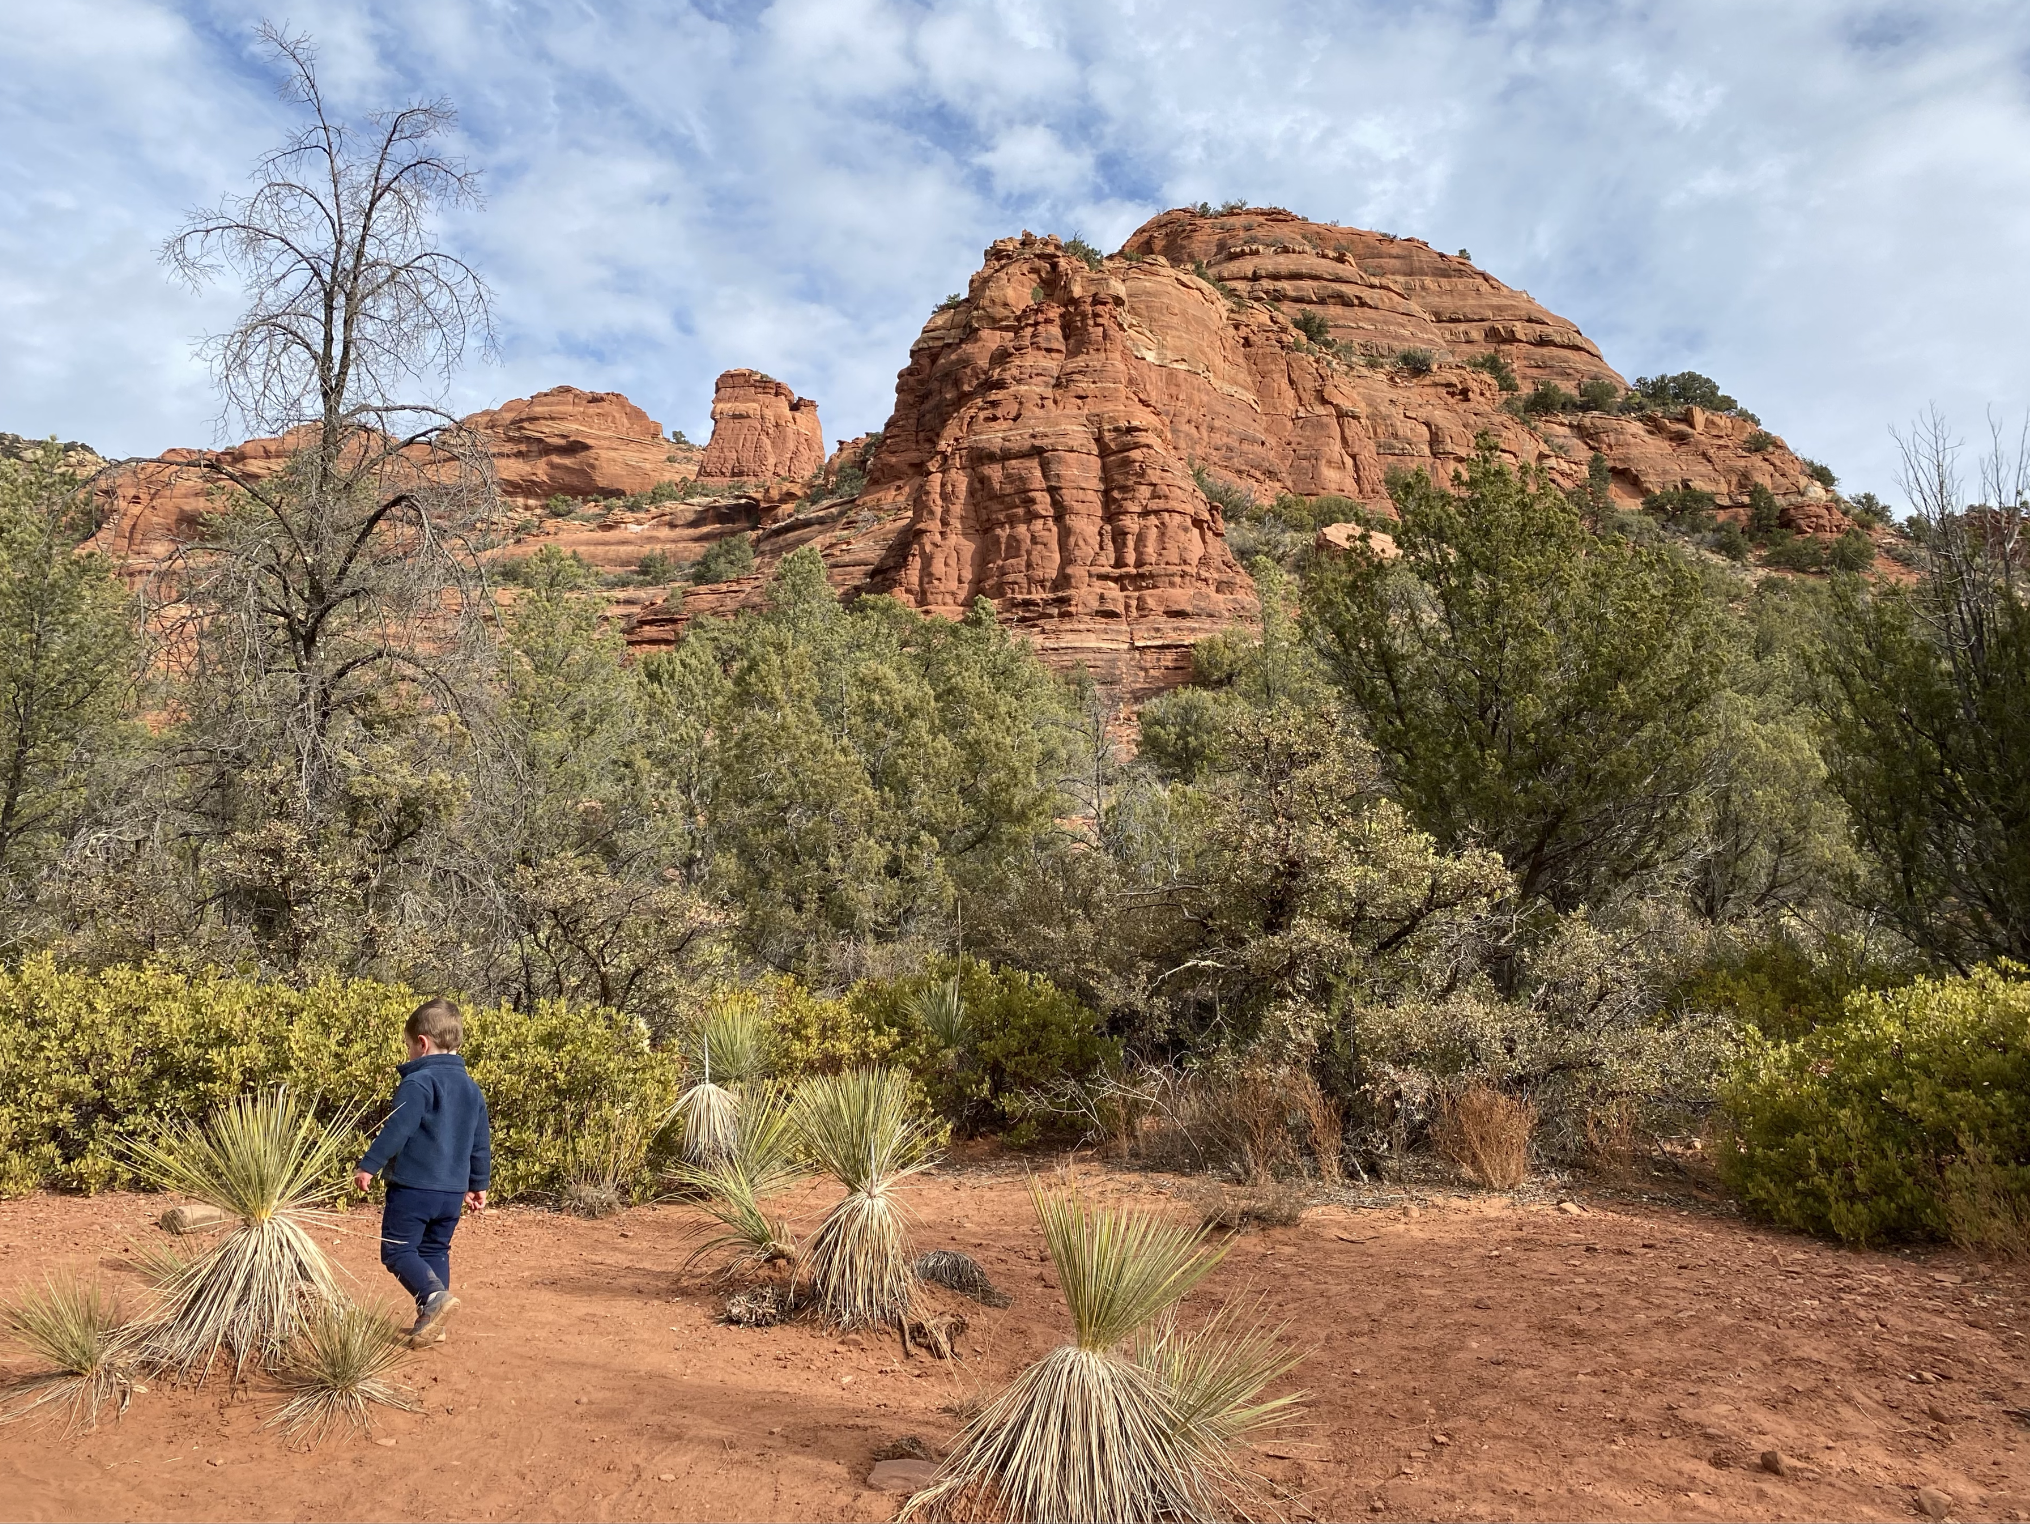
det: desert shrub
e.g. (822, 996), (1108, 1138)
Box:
(1710, 522), (1751, 561)
(1716, 966), (2030, 1244)
(1828, 526), (1877, 571)
(1191, 465), (1254, 518)
(1063, 234), (1104, 271)
(1762, 534), (1829, 573)
(1396, 347), (1437, 376)
(1642, 485), (1718, 532)
(1577, 378), (1620, 412)
(0, 957), (685, 1200)
(1291, 309), (1331, 344)
(544, 493), (576, 517)
(1744, 430), (1777, 452)
(937, 293), (965, 311)
(1746, 482), (1784, 540)
(635, 550), (682, 584)
(495, 549), (596, 589)
(846, 957), (1118, 1136)
(1466, 351), (1519, 392)
(765, 976), (905, 1077)
(1675, 931), (1906, 1042)
(1519, 381), (1577, 415)
(1844, 491), (1892, 528)
(1622, 371), (1757, 422)
(1434, 1083), (1536, 1189)
(691, 533), (755, 585)
(1801, 457), (1838, 490)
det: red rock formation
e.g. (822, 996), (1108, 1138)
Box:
(695, 370), (824, 484)
(461, 386), (693, 507)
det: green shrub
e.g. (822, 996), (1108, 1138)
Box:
(1063, 234), (1104, 271)
(0, 956), (686, 1200)
(1746, 482), (1783, 540)
(1396, 347), (1437, 376)
(846, 958), (1119, 1136)
(1710, 522), (1751, 561)
(1577, 378), (1620, 412)
(1716, 966), (2030, 1244)
(545, 493), (576, 518)
(1845, 491), (1892, 528)
(1520, 382), (1577, 416)
(691, 534), (756, 585)
(1828, 527), (1876, 572)
(1762, 534), (1829, 573)
(1641, 485), (1718, 532)
(636, 550), (682, 584)
(1466, 351), (1519, 392)
(1192, 466), (1254, 518)
(1744, 430), (1777, 452)
(1801, 457), (1838, 490)
(937, 293), (965, 311)
(1291, 310), (1331, 344)
(1622, 372), (1757, 423)
(754, 975), (904, 1077)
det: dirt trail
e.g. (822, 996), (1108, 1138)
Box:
(2, 1167), (2026, 1522)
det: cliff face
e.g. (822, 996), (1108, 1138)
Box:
(61, 208), (1854, 698)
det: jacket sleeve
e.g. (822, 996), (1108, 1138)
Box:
(357, 1075), (426, 1177)
(468, 1087), (492, 1192)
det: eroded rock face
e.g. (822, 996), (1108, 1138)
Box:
(462, 386), (693, 507)
(695, 370), (824, 485)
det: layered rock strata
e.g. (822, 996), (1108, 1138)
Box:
(694, 369), (824, 485)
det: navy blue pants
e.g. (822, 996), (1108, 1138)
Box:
(379, 1184), (466, 1307)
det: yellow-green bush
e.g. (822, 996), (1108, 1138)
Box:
(846, 957), (1119, 1136)
(1716, 965), (2030, 1244)
(758, 974), (904, 1077)
(0, 956), (686, 1200)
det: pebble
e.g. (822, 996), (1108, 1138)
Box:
(373, 1437), (396, 1448)
(1916, 1485), (1954, 1520)
(1557, 1201), (1585, 1216)
(658, 1473), (675, 1482)
(1759, 1450), (1787, 1477)
(867, 1459), (937, 1493)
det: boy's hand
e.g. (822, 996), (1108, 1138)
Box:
(353, 1170), (374, 1195)
(465, 1190), (487, 1213)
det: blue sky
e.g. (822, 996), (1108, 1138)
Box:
(4, 0), (2028, 503)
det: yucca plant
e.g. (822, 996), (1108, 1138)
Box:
(909, 977), (970, 1054)
(901, 1184), (1303, 1523)
(123, 1087), (359, 1384)
(128, 1237), (195, 1290)
(0, 1276), (135, 1432)
(673, 997), (773, 1164)
(266, 1300), (419, 1440)
(790, 1067), (941, 1328)
(670, 1081), (809, 1274)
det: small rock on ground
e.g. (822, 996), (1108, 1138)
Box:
(1916, 1484), (1955, 1520)
(868, 1459), (938, 1493)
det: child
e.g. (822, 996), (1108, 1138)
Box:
(354, 997), (492, 1347)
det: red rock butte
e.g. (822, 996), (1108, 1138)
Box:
(81, 208), (1850, 698)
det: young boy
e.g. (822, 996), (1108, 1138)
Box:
(354, 997), (492, 1347)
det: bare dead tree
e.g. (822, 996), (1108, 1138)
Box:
(142, 23), (505, 971)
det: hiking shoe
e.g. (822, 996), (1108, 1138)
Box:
(409, 1290), (460, 1347)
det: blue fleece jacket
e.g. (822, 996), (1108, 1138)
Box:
(357, 1053), (492, 1193)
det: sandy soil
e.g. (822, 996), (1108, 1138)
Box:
(2, 1162), (2027, 1523)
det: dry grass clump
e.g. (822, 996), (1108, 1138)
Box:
(266, 1300), (418, 1440)
(1583, 1096), (1643, 1178)
(791, 1068), (940, 1329)
(900, 1184), (1302, 1524)
(1286, 1070), (1345, 1185)
(1187, 1069), (1298, 1183)
(673, 1080), (808, 1275)
(562, 1104), (658, 1218)
(1435, 1083), (1536, 1191)
(1182, 1179), (1311, 1234)
(1941, 1144), (2030, 1260)
(122, 1087), (355, 1384)
(0, 1276), (135, 1432)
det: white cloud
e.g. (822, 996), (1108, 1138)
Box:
(1, 0), (2026, 502)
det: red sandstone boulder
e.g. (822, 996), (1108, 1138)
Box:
(695, 370), (824, 485)
(462, 386), (692, 507)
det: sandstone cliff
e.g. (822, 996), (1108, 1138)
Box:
(695, 370), (824, 485)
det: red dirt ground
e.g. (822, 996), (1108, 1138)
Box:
(2, 1163), (2027, 1523)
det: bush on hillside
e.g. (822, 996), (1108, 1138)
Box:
(1716, 965), (2030, 1245)
(0, 957), (685, 1199)
(1395, 347), (1437, 376)
(691, 533), (755, 585)
(1466, 352), (1519, 392)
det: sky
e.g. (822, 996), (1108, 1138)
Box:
(4, 0), (2029, 504)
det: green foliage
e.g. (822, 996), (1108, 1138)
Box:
(847, 956), (1119, 1134)
(635, 549), (682, 584)
(1063, 234), (1104, 271)
(1676, 930), (1906, 1042)
(1746, 482), (1784, 540)
(1711, 522), (1751, 561)
(1395, 347), (1436, 376)
(1190, 466), (1254, 518)
(1291, 310), (1331, 344)
(1519, 381), (1577, 415)
(937, 293), (965, 311)
(1845, 491), (1893, 528)
(1304, 445), (1731, 908)
(1763, 535), (1828, 573)
(1717, 966), (2030, 1243)
(0, 444), (138, 901)
(690, 534), (756, 585)
(1744, 430), (1777, 453)
(1191, 261), (1240, 304)
(0, 956), (682, 1200)
(1801, 458), (1838, 490)
(1641, 485), (1718, 532)
(1623, 371), (1757, 422)
(1828, 527), (1876, 572)
(1815, 573), (2030, 968)
(669, 430), (693, 447)
(545, 493), (576, 517)
(1577, 378), (1620, 412)
(1466, 351), (1519, 392)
